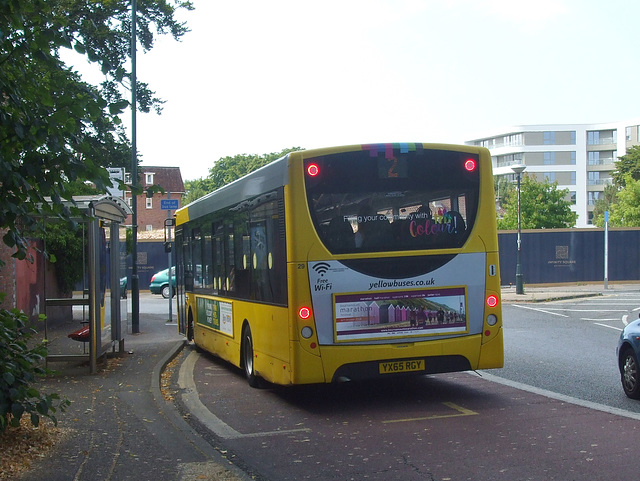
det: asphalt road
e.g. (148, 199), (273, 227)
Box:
(179, 288), (640, 481)
(495, 290), (640, 414)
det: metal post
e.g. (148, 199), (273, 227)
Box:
(511, 164), (526, 295)
(167, 191), (173, 323)
(131, 0), (139, 333)
(88, 207), (98, 374)
(604, 210), (609, 289)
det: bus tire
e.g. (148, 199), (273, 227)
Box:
(187, 310), (194, 342)
(242, 324), (263, 388)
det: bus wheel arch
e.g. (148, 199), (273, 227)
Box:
(241, 321), (264, 388)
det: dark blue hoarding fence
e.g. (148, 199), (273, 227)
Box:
(498, 228), (640, 286)
(126, 229), (640, 293)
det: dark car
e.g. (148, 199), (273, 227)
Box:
(617, 316), (640, 398)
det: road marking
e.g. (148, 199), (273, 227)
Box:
(513, 304), (569, 317)
(382, 402), (477, 424)
(580, 317), (621, 321)
(476, 372), (640, 421)
(592, 322), (623, 331)
(581, 302), (640, 306)
(178, 349), (311, 439)
(538, 308), (628, 312)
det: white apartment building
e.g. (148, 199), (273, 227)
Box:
(466, 120), (640, 228)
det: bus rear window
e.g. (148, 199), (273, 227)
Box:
(304, 147), (480, 254)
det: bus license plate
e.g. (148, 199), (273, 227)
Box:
(379, 359), (425, 374)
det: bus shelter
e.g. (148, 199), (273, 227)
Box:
(44, 195), (131, 374)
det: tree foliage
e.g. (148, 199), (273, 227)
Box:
(603, 175), (640, 227)
(0, 306), (70, 432)
(497, 174), (578, 229)
(612, 145), (640, 188)
(494, 175), (515, 217)
(591, 184), (618, 227)
(0, 0), (192, 432)
(44, 223), (86, 294)
(184, 147), (304, 204)
(0, 0), (193, 262)
(183, 177), (215, 205)
(591, 147), (640, 227)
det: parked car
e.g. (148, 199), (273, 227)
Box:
(120, 276), (127, 299)
(617, 316), (640, 399)
(149, 266), (176, 298)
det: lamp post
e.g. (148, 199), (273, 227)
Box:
(131, 0), (139, 333)
(511, 164), (526, 294)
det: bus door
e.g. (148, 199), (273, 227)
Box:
(175, 228), (187, 336)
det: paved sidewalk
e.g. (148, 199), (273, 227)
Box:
(18, 298), (251, 481)
(500, 282), (640, 303)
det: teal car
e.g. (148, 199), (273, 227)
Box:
(149, 266), (176, 298)
(120, 276), (127, 299)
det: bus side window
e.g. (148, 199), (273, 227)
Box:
(234, 216), (251, 298)
(213, 223), (224, 293)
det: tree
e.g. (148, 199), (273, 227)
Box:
(605, 175), (640, 226)
(183, 177), (216, 205)
(591, 184), (618, 227)
(183, 147), (305, 204)
(207, 147), (304, 192)
(494, 175), (515, 218)
(612, 145), (640, 188)
(0, 0), (192, 431)
(0, 0), (193, 262)
(497, 174), (577, 229)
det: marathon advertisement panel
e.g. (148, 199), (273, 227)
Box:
(334, 287), (467, 342)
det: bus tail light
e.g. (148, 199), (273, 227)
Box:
(307, 164), (320, 177)
(298, 306), (311, 319)
(486, 295), (498, 308)
(464, 159), (477, 171)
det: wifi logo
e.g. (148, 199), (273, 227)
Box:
(312, 262), (330, 277)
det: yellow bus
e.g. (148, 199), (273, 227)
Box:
(174, 143), (502, 387)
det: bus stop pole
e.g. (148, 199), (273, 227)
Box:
(604, 211), (609, 290)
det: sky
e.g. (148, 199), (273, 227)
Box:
(74, 0), (640, 181)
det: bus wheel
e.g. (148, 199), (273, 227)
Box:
(187, 311), (194, 342)
(242, 324), (262, 388)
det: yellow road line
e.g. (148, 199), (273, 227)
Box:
(382, 402), (477, 424)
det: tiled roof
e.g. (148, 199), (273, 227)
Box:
(139, 166), (185, 193)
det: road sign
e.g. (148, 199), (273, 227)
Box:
(161, 199), (179, 210)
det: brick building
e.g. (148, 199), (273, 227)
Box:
(124, 166), (185, 232)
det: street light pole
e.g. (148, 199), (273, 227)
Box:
(130, 0), (139, 333)
(511, 164), (526, 295)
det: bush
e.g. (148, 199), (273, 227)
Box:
(0, 305), (70, 432)
(44, 223), (85, 295)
